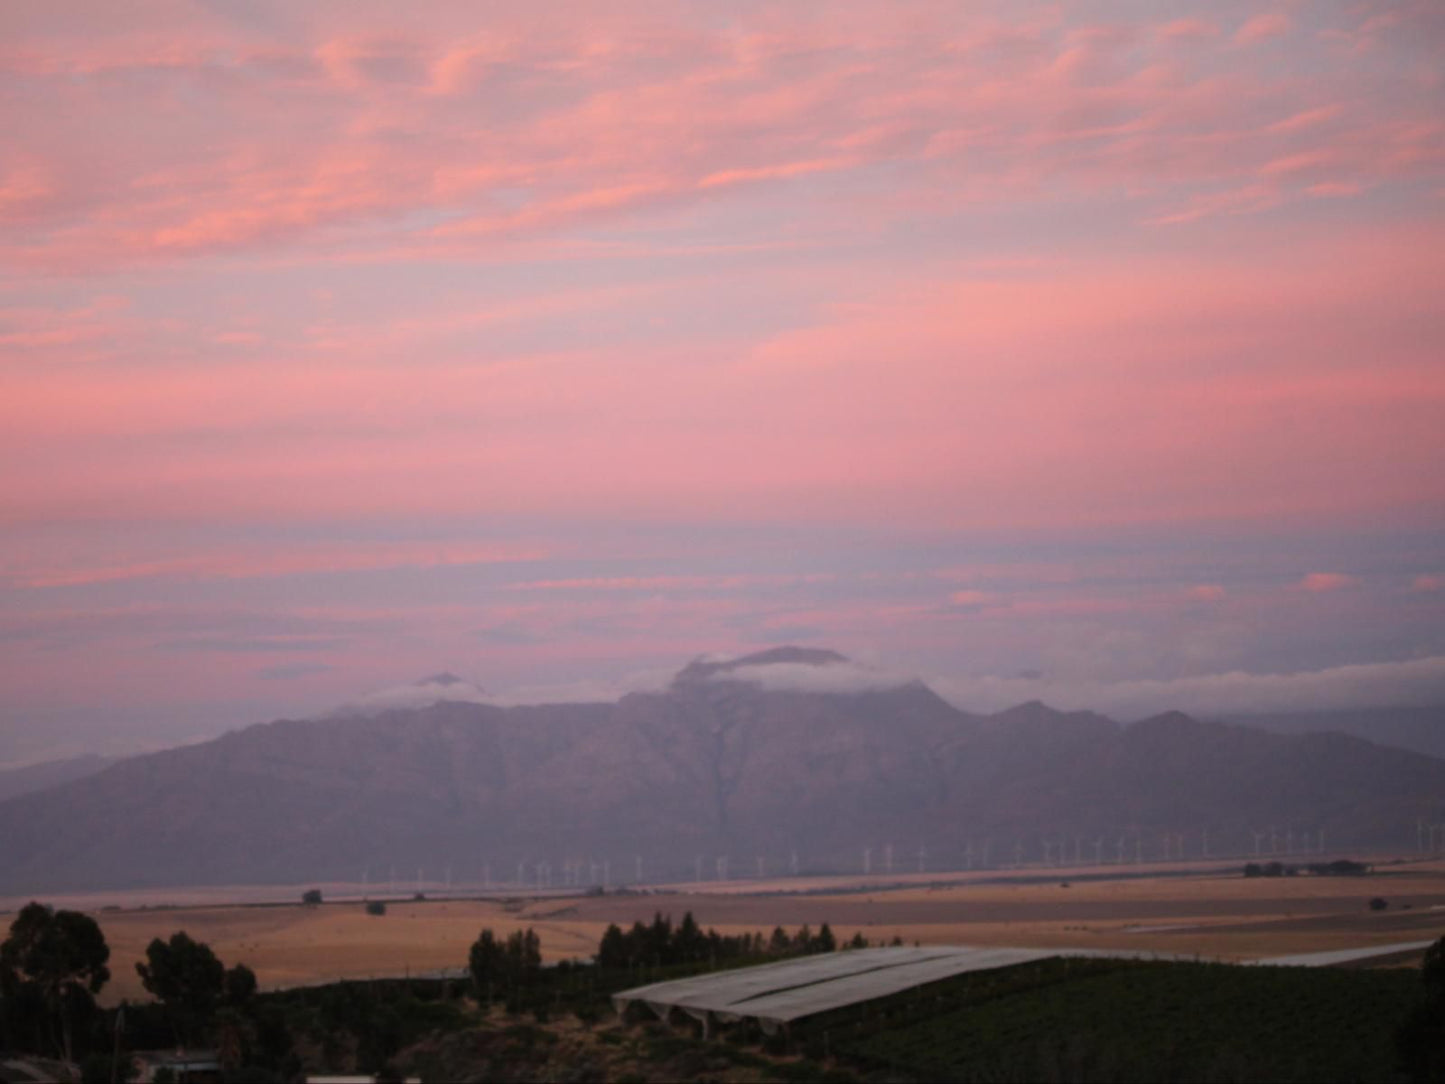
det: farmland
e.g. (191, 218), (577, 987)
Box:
(41, 855), (1445, 1003)
(3, 861), (1443, 1082)
(2, 855), (1445, 1005)
(834, 958), (1425, 1082)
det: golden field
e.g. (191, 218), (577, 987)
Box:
(7, 857), (1443, 1005)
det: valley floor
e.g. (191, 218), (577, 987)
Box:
(7, 855), (1444, 1005)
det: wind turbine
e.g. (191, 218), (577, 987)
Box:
(863, 846), (872, 875)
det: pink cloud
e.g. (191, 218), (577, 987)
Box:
(1235, 12), (1292, 45)
(1299, 573), (1355, 593)
(948, 589), (995, 608)
(1266, 105), (1342, 133)
(3, 221), (1441, 531)
(1186, 585), (1226, 601)
(2, 3), (1440, 273)
(1306, 181), (1364, 198)
(1156, 19), (1218, 41)
(5, 541), (550, 590)
(1413, 574), (1444, 593)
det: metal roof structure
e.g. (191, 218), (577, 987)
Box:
(611, 945), (1190, 1035)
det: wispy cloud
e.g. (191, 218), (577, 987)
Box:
(931, 655), (1445, 719)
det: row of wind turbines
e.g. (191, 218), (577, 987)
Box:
(356, 818), (1445, 895)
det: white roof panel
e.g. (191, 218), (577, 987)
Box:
(613, 945), (1189, 1026)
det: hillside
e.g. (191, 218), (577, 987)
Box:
(0, 752), (115, 802)
(1, 649), (1442, 893)
(1225, 705), (1445, 761)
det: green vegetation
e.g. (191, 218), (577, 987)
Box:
(834, 958), (1425, 1082)
(596, 912), (838, 970)
(1397, 936), (1445, 1082)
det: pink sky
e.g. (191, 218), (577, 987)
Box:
(2, 1), (1443, 763)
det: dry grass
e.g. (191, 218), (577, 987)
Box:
(97, 900), (607, 1003)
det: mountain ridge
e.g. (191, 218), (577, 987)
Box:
(1, 649), (1441, 893)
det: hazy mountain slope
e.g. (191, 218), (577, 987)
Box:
(1224, 706), (1445, 761)
(0, 753), (116, 802)
(0, 701), (611, 891)
(2, 650), (1443, 893)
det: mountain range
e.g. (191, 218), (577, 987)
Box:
(2, 647), (1442, 894)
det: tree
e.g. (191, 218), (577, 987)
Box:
(1425, 936), (1445, 1000)
(815, 923), (837, 953)
(0, 902), (110, 1062)
(136, 932), (225, 1046)
(225, 963), (257, 1007)
(301, 889), (323, 906)
(503, 928), (542, 985)
(675, 912), (706, 962)
(1397, 935), (1445, 1081)
(468, 929), (504, 1003)
(597, 924), (628, 970)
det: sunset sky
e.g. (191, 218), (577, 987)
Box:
(2, 1), (1443, 764)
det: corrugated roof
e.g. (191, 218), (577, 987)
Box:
(612, 945), (1189, 1027)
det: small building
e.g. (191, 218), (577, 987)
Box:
(132, 1049), (222, 1083)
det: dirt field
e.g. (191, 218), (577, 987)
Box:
(11, 857), (1442, 1005)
